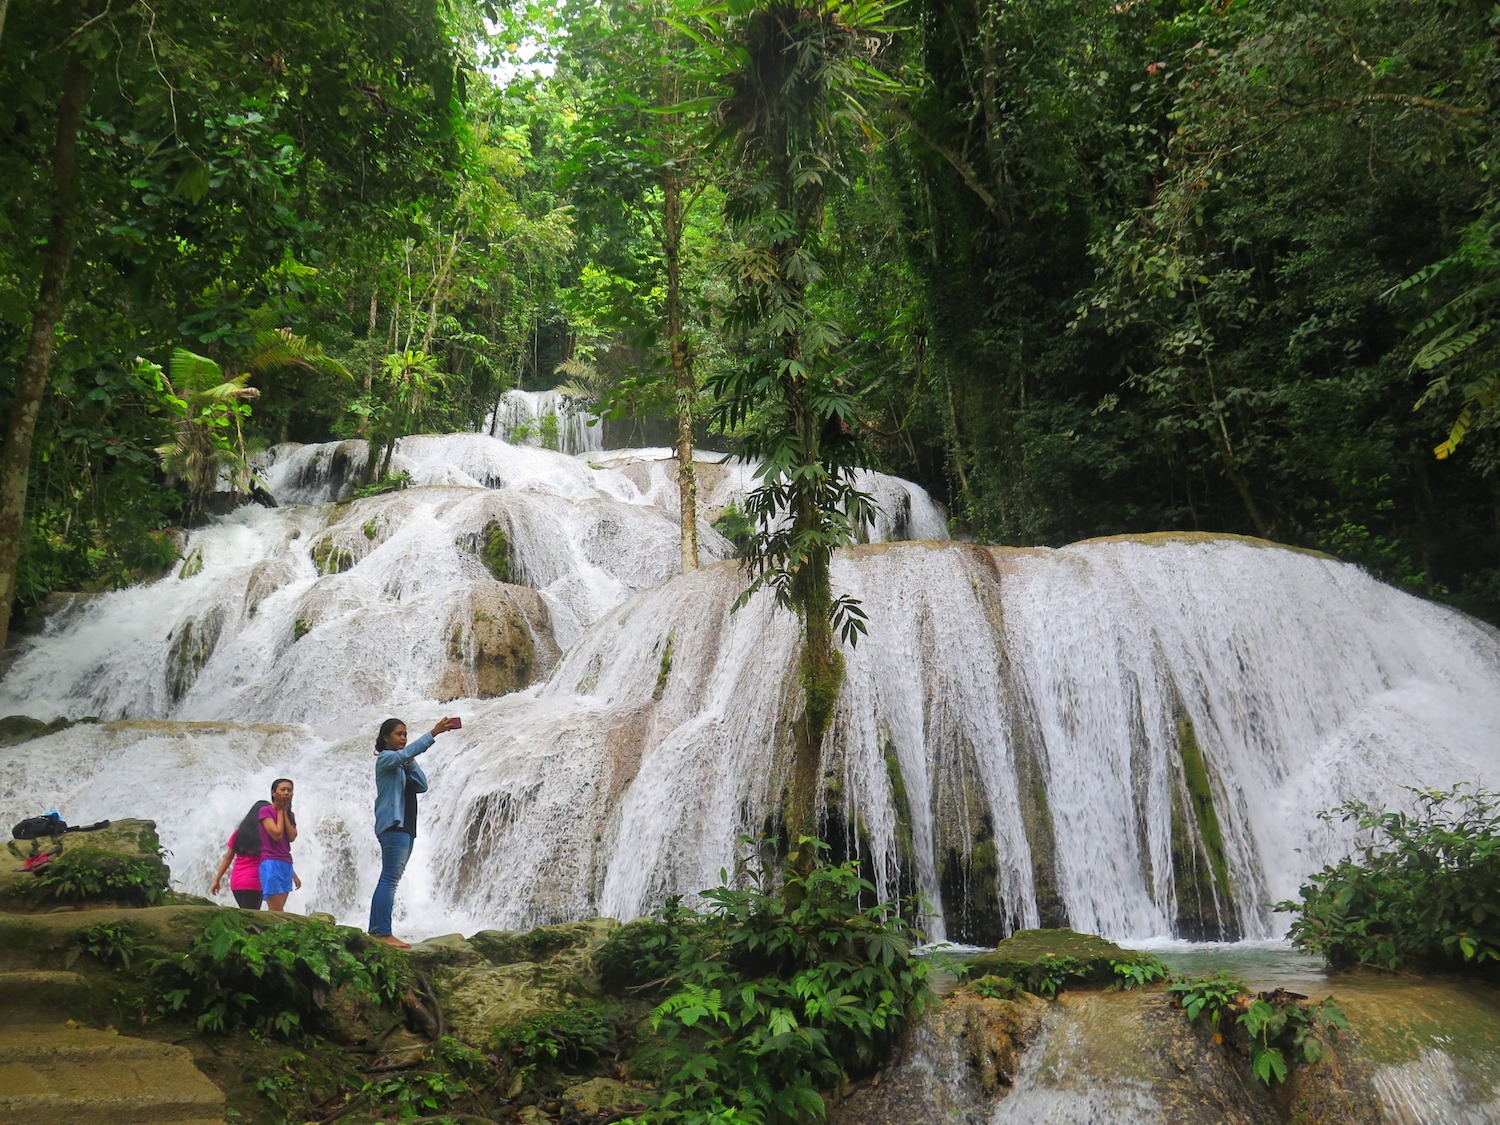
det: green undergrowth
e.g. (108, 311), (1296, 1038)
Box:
(1170, 971), (1348, 1087)
(1276, 785), (1500, 974)
(595, 837), (940, 1124)
(150, 913), (411, 1040)
(18, 845), (170, 907)
(963, 928), (1165, 996)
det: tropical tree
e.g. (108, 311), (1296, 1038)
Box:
(0, 0), (468, 650)
(150, 350), (261, 528)
(692, 0), (903, 858)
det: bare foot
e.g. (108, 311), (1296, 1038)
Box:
(373, 934), (412, 949)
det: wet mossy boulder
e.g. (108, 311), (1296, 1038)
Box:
(0, 714), (96, 749)
(832, 990), (1049, 1124)
(436, 579), (560, 700)
(433, 918), (619, 1043)
(965, 928), (1153, 994)
(0, 818), (170, 911)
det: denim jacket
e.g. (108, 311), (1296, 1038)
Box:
(374, 732), (432, 836)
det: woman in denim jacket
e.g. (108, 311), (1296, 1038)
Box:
(369, 715), (461, 948)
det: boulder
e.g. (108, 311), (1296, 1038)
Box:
(435, 580), (561, 700)
(832, 990), (1048, 1124)
(965, 928), (1148, 992)
(433, 918), (618, 1043)
(0, 819), (169, 912)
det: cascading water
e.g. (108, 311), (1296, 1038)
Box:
(2, 435), (1499, 952)
(481, 388), (603, 455)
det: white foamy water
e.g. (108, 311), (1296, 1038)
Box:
(0, 435), (1497, 948)
(481, 388), (603, 455)
(1373, 1048), (1500, 1125)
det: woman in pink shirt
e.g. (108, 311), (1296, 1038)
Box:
(210, 800), (270, 909)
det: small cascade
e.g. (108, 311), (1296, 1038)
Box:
(1333, 978), (1500, 1124)
(583, 448), (951, 543)
(482, 389), (603, 455)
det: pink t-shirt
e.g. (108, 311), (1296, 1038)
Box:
(259, 804), (294, 863)
(225, 831), (259, 891)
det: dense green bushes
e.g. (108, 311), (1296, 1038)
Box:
(597, 839), (938, 1124)
(151, 914), (410, 1040)
(1277, 785), (1500, 973)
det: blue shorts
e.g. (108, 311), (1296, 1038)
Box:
(258, 859), (294, 897)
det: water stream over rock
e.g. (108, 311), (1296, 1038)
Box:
(2, 433), (1498, 953)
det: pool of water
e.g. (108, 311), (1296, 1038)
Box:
(1137, 938), (1328, 991)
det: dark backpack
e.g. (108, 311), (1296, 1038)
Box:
(12, 813), (66, 840)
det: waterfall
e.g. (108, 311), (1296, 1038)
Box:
(2, 436), (1498, 946)
(481, 389), (603, 455)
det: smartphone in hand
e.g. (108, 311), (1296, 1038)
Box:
(451, 716), (463, 729)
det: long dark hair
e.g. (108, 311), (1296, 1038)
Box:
(376, 717), (404, 754)
(233, 801), (270, 857)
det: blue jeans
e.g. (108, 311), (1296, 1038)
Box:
(369, 829), (412, 936)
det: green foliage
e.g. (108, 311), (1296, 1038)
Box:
(490, 1004), (618, 1084)
(150, 915), (409, 1041)
(968, 974), (1022, 1001)
(594, 902), (694, 991)
(73, 921), (147, 970)
(711, 503), (755, 555)
(363, 1070), (472, 1120)
(1392, 217), (1500, 459)
(1016, 954), (1087, 998)
(1170, 971), (1349, 1087)
(350, 472), (412, 500)
(1168, 971), (1246, 1028)
(22, 847), (169, 907)
(1240, 994), (1349, 1087)
(1275, 785), (1500, 972)
(601, 837), (936, 1123)
(1110, 955), (1168, 990)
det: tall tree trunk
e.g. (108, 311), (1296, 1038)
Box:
(0, 56), (90, 659)
(664, 171), (699, 573)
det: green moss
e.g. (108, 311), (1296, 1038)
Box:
(966, 929), (1153, 994)
(179, 547), (205, 580)
(293, 618), (311, 641)
(799, 646), (844, 748)
(883, 738), (915, 863)
(654, 631), (675, 701)
(1172, 713), (1236, 939)
(362, 517), (383, 541)
(1013, 730), (1064, 930)
(310, 540), (353, 576)
(480, 520), (512, 584)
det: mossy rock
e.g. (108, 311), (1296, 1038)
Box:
(436, 579), (560, 700)
(436, 919), (619, 1044)
(0, 818), (170, 912)
(561, 1076), (650, 1117)
(310, 536), (355, 576)
(468, 918), (619, 967)
(0, 714), (97, 749)
(965, 928), (1150, 994)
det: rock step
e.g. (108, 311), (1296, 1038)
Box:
(0, 1025), (225, 1125)
(0, 969), (88, 1023)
